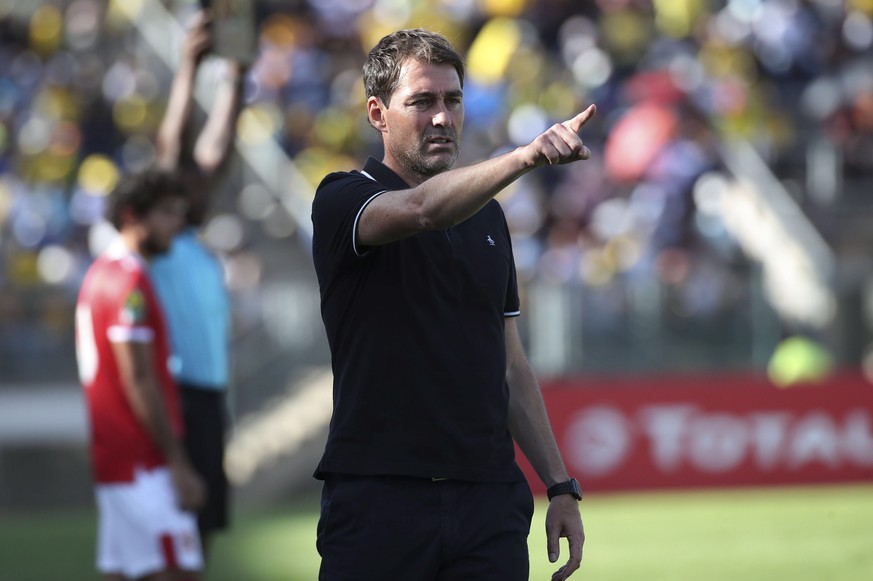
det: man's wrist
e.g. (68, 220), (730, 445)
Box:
(177, 60), (199, 80)
(163, 443), (188, 467)
(512, 145), (539, 172)
(546, 477), (583, 501)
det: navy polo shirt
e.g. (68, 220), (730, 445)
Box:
(311, 157), (525, 483)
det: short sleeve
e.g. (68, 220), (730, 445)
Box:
(311, 171), (389, 271)
(107, 269), (155, 343)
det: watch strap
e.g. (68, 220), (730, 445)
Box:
(546, 478), (583, 501)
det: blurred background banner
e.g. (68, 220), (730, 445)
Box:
(1, 0), (873, 510)
(517, 371), (873, 494)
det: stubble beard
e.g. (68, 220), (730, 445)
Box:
(142, 233), (171, 257)
(394, 134), (460, 181)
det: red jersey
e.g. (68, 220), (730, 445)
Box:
(75, 242), (183, 483)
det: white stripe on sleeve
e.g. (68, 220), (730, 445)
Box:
(108, 325), (154, 343)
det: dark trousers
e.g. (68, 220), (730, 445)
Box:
(317, 475), (534, 581)
(179, 384), (229, 533)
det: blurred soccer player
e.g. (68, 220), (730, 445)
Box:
(150, 9), (247, 559)
(76, 170), (205, 581)
(311, 28), (593, 581)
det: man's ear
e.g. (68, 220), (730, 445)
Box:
(367, 96), (387, 133)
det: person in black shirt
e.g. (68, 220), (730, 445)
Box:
(310, 28), (595, 581)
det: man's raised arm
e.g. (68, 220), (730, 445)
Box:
(357, 104), (596, 247)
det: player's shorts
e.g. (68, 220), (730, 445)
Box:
(179, 383), (229, 533)
(95, 466), (203, 578)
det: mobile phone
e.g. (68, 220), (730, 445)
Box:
(201, 0), (257, 64)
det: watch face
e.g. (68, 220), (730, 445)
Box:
(571, 478), (582, 499)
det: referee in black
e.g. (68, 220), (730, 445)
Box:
(311, 28), (594, 581)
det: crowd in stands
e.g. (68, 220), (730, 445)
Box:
(1, 0), (871, 380)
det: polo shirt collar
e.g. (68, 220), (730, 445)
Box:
(361, 157), (410, 190)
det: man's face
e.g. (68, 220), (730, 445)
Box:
(142, 196), (187, 256)
(379, 59), (464, 184)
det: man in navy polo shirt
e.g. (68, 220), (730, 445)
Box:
(311, 28), (595, 581)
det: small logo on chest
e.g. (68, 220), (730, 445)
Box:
(486, 235), (495, 246)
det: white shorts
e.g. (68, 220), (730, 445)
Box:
(95, 466), (203, 578)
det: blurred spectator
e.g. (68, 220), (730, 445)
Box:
(75, 168), (205, 580)
(1, 0), (873, 380)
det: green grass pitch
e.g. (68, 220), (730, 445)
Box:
(1, 483), (871, 580)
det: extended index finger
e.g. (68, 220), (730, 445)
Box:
(563, 104), (597, 134)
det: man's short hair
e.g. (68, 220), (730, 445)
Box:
(106, 169), (186, 230)
(364, 28), (465, 107)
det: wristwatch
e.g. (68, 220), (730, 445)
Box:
(547, 478), (583, 501)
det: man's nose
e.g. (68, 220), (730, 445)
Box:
(432, 108), (450, 127)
